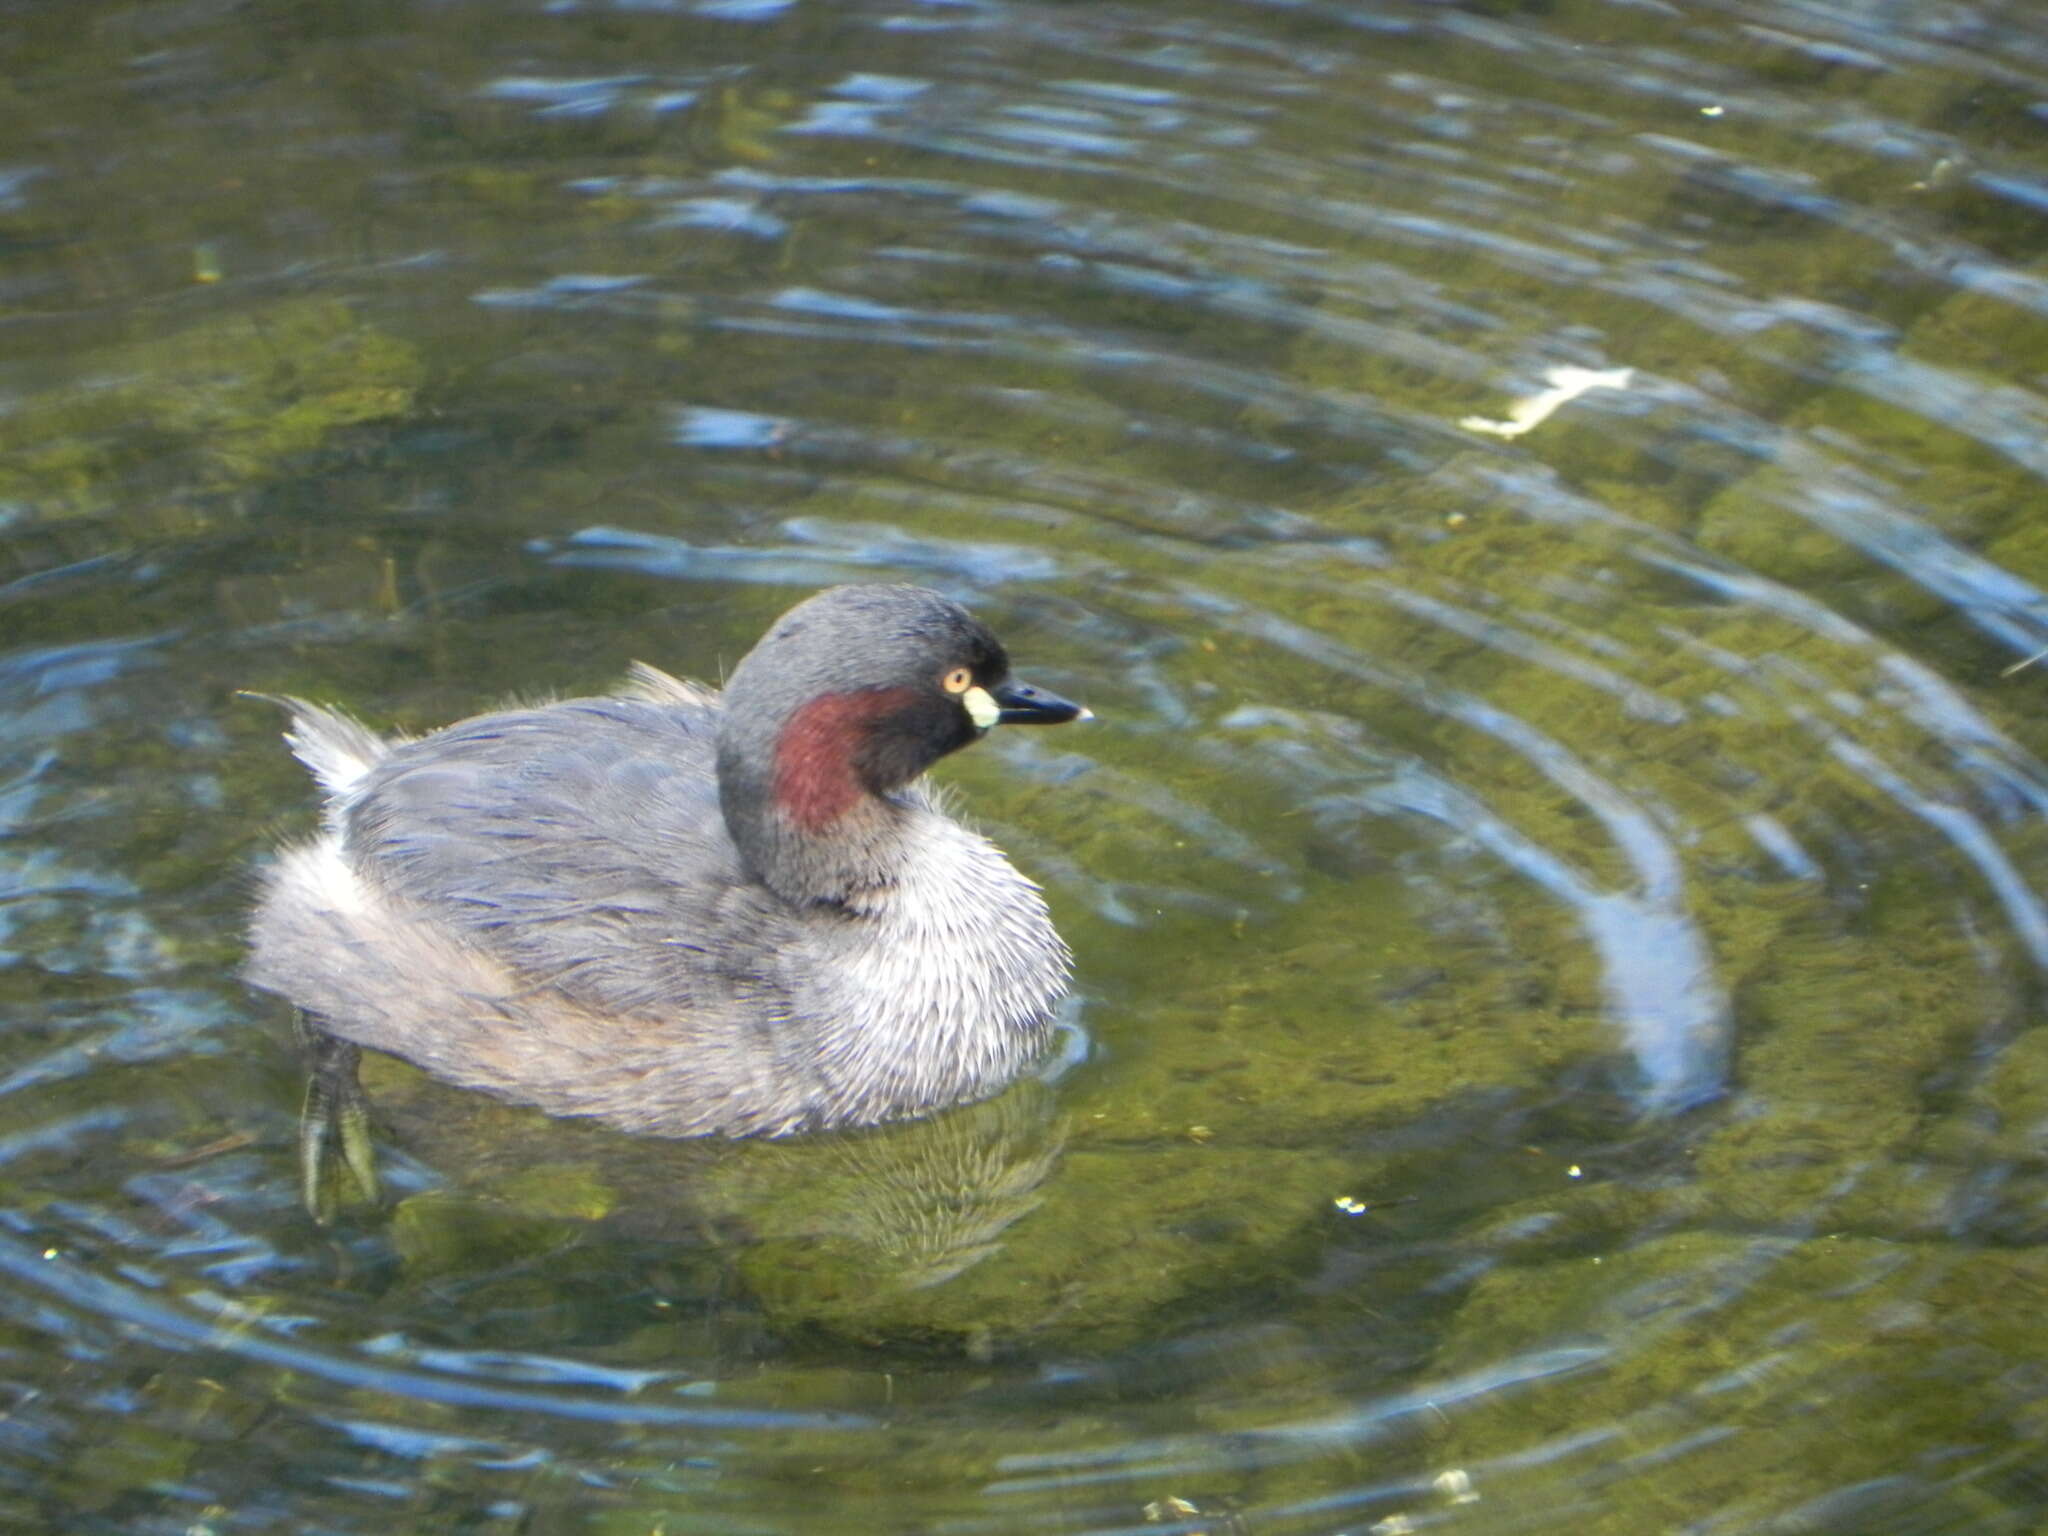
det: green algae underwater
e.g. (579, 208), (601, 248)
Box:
(7, 0), (2048, 1530)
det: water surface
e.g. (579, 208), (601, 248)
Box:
(6, 0), (2048, 1530)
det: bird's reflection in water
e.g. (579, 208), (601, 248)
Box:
(740, 1080), (1067, 1291)
(334, 1055), (1070, 1348)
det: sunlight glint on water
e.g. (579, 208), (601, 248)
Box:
(1, 0), (2047, 1530)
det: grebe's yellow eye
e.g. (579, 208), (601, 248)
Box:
(942, 666), (973, 694)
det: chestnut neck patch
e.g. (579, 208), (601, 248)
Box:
(772, 687), (915, 830)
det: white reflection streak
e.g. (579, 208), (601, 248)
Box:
(984, 1345), (1607, 1492)
(1828, 737), (2048, 968)
(1744, 813), (1823, 882)
(1635, 553), (2048, 817)
(1632, 555), (2048, 959)
(0, 1232), (863, 1432)
(1371, 759), (1727, 1113)
(1875, 653), (2048, 817)
(1366, 581), (1685, 725)
(1212, 602), (1730, 1112)
(1461, 365), (1636, 438)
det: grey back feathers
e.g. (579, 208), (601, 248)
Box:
(244, 585), (1078, 1138)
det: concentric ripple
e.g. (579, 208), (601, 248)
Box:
(3, 0), (2048, 1531)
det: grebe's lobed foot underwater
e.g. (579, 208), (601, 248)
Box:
(296, 1013), (380, 1223)
(245, 585), (1090, 1220)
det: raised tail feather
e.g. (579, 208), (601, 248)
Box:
(619, 661), (718, 709)
(240, 692), (397, 800)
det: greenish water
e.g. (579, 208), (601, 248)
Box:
(6, 0), (2048, 1530)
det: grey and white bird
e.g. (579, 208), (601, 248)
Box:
(244, 583), (1089, 1216)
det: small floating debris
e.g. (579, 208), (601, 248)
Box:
(1460, 365), (1635, 439)
(1331, 1193), (1416, 1216)
(1434, 1468), (1480, 1505)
